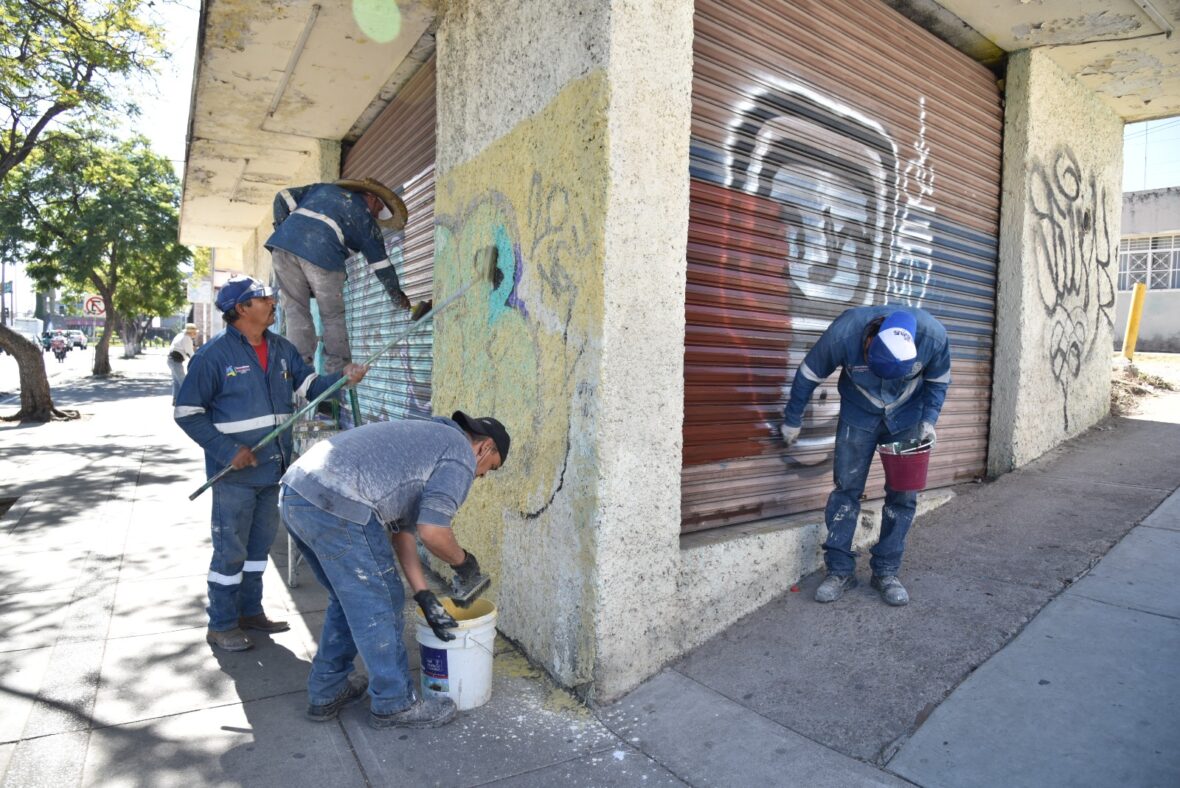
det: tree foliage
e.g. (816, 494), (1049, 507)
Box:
(0, 0), (163, 182)
(17, 133), (191, 374)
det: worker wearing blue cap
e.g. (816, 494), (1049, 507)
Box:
(780, 306), (951, 606)
(175, 275), (370, 652)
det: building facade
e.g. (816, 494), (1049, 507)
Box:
(180, 0), (1177, 701)
(1116, 187), (1180, 352)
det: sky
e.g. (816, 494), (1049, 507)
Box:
(3, 0), (200, 323)
(1123, 117), (1180, 192)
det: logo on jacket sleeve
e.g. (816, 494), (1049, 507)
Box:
(225, 364), (253, 378)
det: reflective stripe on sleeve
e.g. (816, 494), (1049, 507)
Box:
(174, 405), (206, 418)
(243, 560), (268, 573)
(799, 362), (823, 383)
(208, 570), (243, 586)
(213, 414), (285, 434)
(926, 371), (951, 384)
(295, 374), (317, 399)
(368, 258), (392, 272)
(279, 189), (297, 212)
(292, 207), (346, 246)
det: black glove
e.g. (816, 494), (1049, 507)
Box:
(414, 590), (457, 641)
(451, 550), (481, 583)
(169, 350), (184, 363)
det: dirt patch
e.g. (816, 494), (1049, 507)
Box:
(1111, 353), (1179, 417)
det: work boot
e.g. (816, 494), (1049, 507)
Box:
(306, 676), (368, 722)
(871, 575), (910, 606)
(369, 695), (457, 730)
(239, 613), (290, 633)
(814, 573), (858, 603)
(206, 627), (253, 652)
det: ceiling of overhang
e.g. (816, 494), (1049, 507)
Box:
(928, 0), (1180, 121)
(182, 0), (1180, 250)
(180, 0), (437, 248)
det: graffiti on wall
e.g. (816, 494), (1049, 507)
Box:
(1028, 147), (1115, 429)
(704, 82), (937, 466)
(435, 172), (596, 521)
(724, 83), (935, 310)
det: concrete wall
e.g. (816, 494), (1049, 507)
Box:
(431, 0), (692, 701)
(1122, 187), (1180, 236)
(1114, 290), (1180, 353)
(988, 50), (1123, 475)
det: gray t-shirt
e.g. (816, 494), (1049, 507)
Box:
(281, 417), (476, 529)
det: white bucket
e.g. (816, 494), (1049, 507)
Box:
(415, 597), (497, 710)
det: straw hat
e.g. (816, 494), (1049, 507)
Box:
(336, 178), (408, 230)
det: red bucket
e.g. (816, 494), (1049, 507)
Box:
(878, 440), (932, 492)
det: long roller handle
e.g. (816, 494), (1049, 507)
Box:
(187, 278), (479, 501)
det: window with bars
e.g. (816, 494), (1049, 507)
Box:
(1118, 234), (1180, 291)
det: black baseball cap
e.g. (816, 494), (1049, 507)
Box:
(452, 411), (510, 463)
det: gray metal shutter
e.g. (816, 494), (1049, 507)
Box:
(684, 0), (1002, 532)
(341, 56), (436, 422)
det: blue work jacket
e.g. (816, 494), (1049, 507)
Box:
(265, 183), (390, 274)
(174, 324), (341, 486)
(783, 305), (951, 434)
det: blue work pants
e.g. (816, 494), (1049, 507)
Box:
(822, 417), (922, 577)
(280, 488), (414, 715)
(207, 482), (279, 631)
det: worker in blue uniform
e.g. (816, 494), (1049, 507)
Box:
(175, 275), (369, 651)
(781, 306), (951, 606)
(266, 178), (410, 375)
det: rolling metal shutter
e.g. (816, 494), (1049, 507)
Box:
(684, 0), (1002, 532)
(341, 56), (437, 423)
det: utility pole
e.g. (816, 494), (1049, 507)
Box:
(1, 257), (8, 326)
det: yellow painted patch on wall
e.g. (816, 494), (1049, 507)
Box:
(432, 71), (610, 614)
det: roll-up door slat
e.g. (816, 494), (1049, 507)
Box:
(683, 0), (1001, 532)
(341, 57), (436, 424)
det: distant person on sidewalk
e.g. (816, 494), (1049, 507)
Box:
(167, 323), (199, 403)
(174, 275), (369, 652)
(266, 178), (410, 375)
(279, 411), (510, 729)
(780, 306), (951, 606)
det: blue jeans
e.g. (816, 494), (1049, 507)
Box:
(208, 482), (279, 631)
(280, 488), (414, 714)
(822, 417), (921, 577)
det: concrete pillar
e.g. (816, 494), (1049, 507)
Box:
(432, 0), (693, 700)
(989, 50), (1122, 475)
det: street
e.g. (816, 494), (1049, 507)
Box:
(0, 344), (103, 407)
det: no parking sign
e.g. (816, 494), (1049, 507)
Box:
(83, 295), (105, 316)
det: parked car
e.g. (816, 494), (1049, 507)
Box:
(67, 330), (87, 349)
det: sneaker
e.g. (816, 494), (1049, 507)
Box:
(239, 613), (290, 633)
(369, 695), (457, 730)
(306, 676), (368, 722)
(206, 627), (253, 651)
(814, 573), (858, 603)
(871, 575), (910, 606)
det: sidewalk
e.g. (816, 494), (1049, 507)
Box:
(1, 350), (1177, 787)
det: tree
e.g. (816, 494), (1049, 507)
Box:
(17, 134), (191, 376)
(0, 0), (164, 421)
(0, 0), (162, 181)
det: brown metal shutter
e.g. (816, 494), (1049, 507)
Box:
(683, 0), (1002, 532)
(341, 56), (437, 422)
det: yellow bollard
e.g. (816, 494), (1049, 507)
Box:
(1122, 282), (1147, 361)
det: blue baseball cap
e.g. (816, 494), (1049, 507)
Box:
(216, 276), (275, 312)
(867, 310), (918, 379)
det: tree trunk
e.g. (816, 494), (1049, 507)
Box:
(0, 325), (79, 422)
(121, 317), (138, 359)
(93, 309), (115, 376)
